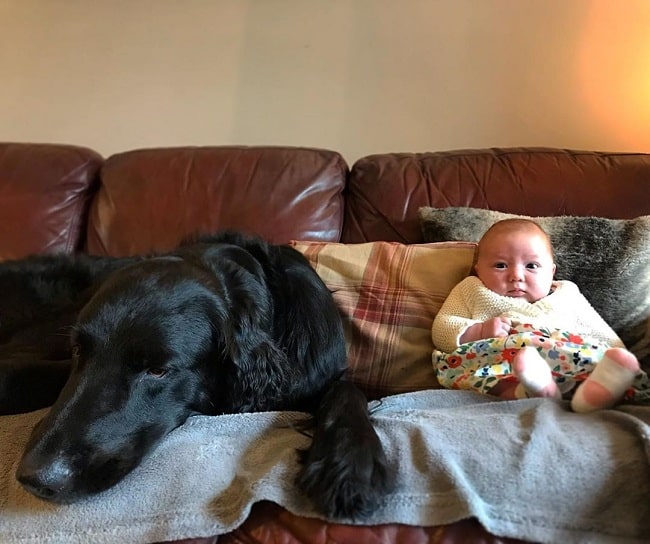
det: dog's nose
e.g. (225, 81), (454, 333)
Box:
(16, 456), (73, 500)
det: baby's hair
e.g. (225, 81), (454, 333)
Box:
(479, 218), (553, 250)
(473, 218), (556, 272)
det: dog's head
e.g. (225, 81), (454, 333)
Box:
(16, 250), (278, 503)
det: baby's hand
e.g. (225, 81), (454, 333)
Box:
(482, 316), (512, 338)
(460, 317), (512, 344)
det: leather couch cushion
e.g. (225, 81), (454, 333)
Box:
(216, 501), (526, 544)
(342, 148), (650, 243)
(86, 146), (347, 256)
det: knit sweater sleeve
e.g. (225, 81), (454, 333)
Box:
(432, 277), (482, 353)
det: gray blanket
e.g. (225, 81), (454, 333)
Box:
(1, 390), (649, 544)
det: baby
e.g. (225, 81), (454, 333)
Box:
(432, 218), (648, 412)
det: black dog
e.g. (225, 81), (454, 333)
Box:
(0, 232), (390, 518)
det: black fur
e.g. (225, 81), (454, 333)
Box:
(1, 232), (391, 519)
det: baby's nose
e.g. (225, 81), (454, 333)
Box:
(509, 267), (525, 281)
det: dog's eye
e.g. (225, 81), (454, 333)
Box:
(146, 367), (168, 378)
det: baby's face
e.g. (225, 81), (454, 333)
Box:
(474, 230), (556, 303)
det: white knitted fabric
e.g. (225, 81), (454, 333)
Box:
(432, 276), (623, 353)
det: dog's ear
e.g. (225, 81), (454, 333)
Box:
(216, 262), (295, 412)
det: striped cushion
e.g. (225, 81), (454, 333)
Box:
(291, 241), (476, 399)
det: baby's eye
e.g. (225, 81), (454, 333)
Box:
(526, 263), (540, 270)
(494, 263), (507, 269)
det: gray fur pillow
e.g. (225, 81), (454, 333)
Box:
(418, 206), (650, 371)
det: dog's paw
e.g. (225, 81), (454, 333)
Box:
(296, 381), (394, 519)
(297, 420), (392, 519)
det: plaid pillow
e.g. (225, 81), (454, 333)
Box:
(291, 240), (477, 399)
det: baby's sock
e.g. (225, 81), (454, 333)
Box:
(512, 347), (561, 399)
(571, 348), (639, 413)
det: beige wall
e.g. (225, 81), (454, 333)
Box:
(1, 0), (649, 164)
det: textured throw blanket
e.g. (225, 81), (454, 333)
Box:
(1, 390), (649, 544)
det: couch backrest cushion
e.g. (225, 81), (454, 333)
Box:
(342, 147), (650, 243)
(0, 143), (102, 260)
(86, 146), (347, 256)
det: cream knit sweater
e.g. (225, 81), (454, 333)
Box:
(432, 276), (623, 353)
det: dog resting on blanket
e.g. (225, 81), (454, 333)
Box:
(0, 231), (390, 519)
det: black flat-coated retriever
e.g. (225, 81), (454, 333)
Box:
(0, 231), (391, 518)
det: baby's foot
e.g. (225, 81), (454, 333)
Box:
(512, 347), (561, 399)
(571, 348), (639, 413)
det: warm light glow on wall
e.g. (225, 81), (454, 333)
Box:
(579, 1), (650, 150)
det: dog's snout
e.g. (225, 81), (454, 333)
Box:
(17, 456), (73, 500)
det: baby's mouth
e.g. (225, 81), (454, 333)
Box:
(507, 288), (526, 296)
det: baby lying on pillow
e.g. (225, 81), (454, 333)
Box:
(432, 218), (650, 411)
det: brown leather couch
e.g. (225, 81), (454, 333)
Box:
(2, 142), (649, 544)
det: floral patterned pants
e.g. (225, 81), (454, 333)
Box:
(434, 323), (650, 402)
